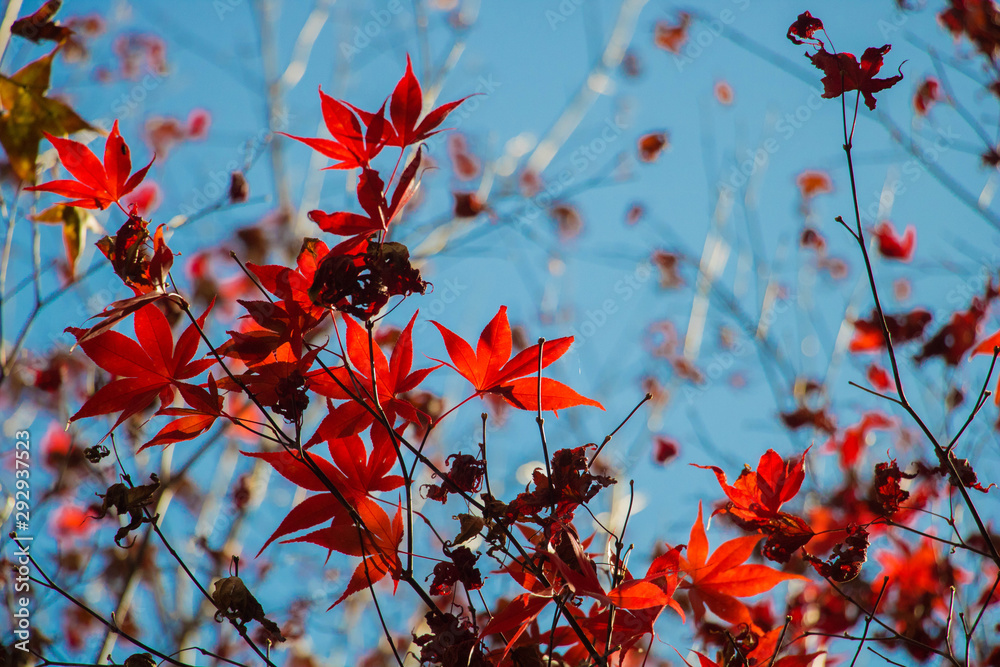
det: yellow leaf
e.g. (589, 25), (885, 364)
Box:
(29, 203), (98, 279)
(0, 48), (94, 183)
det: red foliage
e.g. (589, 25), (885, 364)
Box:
(873, 220), (916, 261)
(431, 306), (603, 412)
(653, 435), (680, 464)
(64, 303), (216, 438)
(695, 449), (815, 562)
(807, 45), (904, 110)
(672, 504), (807, 630)
(849, 308), (932, 353)
(796, 169), (833, 198)
(23, 14), (1000, 667)
(916, 280), (998, 365)
(26, 120), (153, 210)
(789, 13), (903, 110)
(913, 77), (942, 115)
(637, 132), (669, 163)
(654, 13), (691, 54)
(825, 411), (895, 469)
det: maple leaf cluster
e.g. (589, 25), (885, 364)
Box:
(43, 56), (611, 638)
(696, 450), (815, 564)
(787, 11), (903, 110)
(274, 55), (468, 321)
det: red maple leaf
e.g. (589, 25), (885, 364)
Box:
(806, 45), (903, 110)
(218, 343), (319, 423)
(279, 88), (385, 170)
(382, 54), (471, 148)
(221, 239), (332, 364)
(825, 412), (895, 468)
(867, 363), (892, 392)
(745, 627), (825, 667)
(695, 448), (814, 562)
(66, 303), (215, 435)
(218, 299), (318, 366)
(695, 449), (808, 523)
(875, 537), (969, 617)
(566, 545), (685, 661)
(873, 220), (916, 261)
(142, 374), (223, 451)
(307, 312), (439, 440)
(679, 626), (825, 667)
(431, 306), (603, 412)
(849, 308), (932, 353)
(480, 592), (553, 656)
(246, 238), (331, 322)
(606, 544), (684, 617)
(26, 120), (153, 210)
(674, 504), (807, 630)
(244, 432), (403, 557)
(916, 283), (997, 365)
(292, 496), (403, 608)
(318, 55), (470, 152)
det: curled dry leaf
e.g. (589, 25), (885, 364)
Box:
(805, 524), (870, 583)
(94, 474), (159, 547)
(787, 11), (824, 45)
(228, 170), (249, 202)
(873, 459), (911, 516)
(122, 653), (156, 667)
(453, 191), (485, 218)
(11, 0), (73, 44)
(452, 513), (484, 546)
(212, 575), (286, 642)
(429, 545), (483, 596)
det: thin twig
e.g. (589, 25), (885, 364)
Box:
(589, 393), (652, 466)
(849, 577), (889, 667)
(535, 337), (552, 481)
